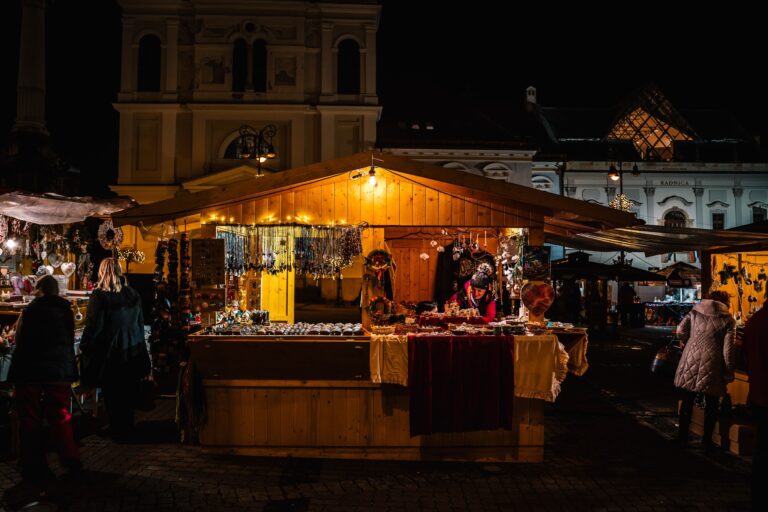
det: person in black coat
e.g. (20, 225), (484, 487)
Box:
(80, 258), (151, 440)
(8, 275), (80, 480)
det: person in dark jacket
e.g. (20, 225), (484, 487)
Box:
(8, 275), (80, 480)
(80, 258), (150, 440)
(741, 303), (768, 511)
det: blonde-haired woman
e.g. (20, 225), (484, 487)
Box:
(80, 258), (150, 441)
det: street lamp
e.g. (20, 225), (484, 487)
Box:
(237, 124), (278, 177)
(607, 161), (633, 212)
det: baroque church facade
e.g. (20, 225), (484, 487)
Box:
(112, 0), (381, 203)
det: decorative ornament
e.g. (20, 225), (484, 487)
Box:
(521, 281), (555, 319)
(47, 253), (62, 268)
(117, 248), (147, 264)
(364, 249), (392, 285)
(61, 262), (77, 278)
(366, 295), (392, 319)
(476, 262), (494, 276)
(98, 220), (124, 250)
(436, 246), (445, 253)
(0, 216), (7, 243)
(429, 240), (438, 247)
(608, 193), (633, 212)
(419, 252), (430, 261)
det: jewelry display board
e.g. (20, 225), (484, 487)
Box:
(191, 239), (226, 286)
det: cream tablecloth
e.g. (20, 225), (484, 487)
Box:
(370, 333), (586, 402)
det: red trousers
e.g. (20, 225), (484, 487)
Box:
(15, 383), (80, 471)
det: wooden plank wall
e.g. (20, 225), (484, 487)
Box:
(199, 171), (535, 229)
(388, 235), (500, 305)
(196, 170), (532, 321)
(200, 380), (544, 462)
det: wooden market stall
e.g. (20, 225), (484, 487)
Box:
(112, 152), (637, 462)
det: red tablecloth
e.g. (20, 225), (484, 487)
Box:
(407, 334), (515, 436)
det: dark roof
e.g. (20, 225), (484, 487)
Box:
(537, 107), (616, 141)
(533, 84), (766, 163)
(377, 100), (538, 151)
(728, 220), (768, 233)
(679, 109), (753, 141)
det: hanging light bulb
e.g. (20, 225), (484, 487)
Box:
(367, 166), (377, 186)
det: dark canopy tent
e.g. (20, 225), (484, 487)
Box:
(546, 225), (768, 256)
(658, 262), (701, 288)
(552, 254), (664, 282)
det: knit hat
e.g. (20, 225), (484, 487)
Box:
(470, 271), (491, 289)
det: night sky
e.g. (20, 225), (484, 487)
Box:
(1, 1), (765, 195)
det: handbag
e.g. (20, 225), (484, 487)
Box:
(135, 377), (156, 412)
(650, 340), (682, 375)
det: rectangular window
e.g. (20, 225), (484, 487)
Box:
(753, 207), (767, 223)
(712, 212), (725, 230)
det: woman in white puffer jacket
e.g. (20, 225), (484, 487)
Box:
(673, 290), (736, 448)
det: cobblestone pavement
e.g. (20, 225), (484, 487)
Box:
(0, 334), (753, 511)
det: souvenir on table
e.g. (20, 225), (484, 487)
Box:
(521, 280), (555, 323)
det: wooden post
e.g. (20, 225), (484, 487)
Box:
(527, 226), (545, 246)
(701, 250), (712, 297)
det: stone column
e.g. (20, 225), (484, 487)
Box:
(733, 187), (744, 226)
(693, 187), (704, 228)
(320, 22), (334, 98)
(363, 24), (377, 103)
(643, 186), (655, 225)
(164, 19), (179, 98)
(15, 0), (47, 134)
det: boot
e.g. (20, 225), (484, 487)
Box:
(675, 413), (691, 446)
(702, 410), (718, 450)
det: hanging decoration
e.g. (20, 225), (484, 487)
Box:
(117, 248), (146, 264)
(0, 216), (8, 243)
(609, 193), (633, 212)
(364, 249), (393, 287)
(179, 232), (192, 330)
(97, 220), (123, 250)
(366, 295), (393, 321)
(498, 233), (525, 295)
(215, 223), (364, 278)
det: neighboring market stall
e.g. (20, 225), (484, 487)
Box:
(112, 152), (639, 462)
(0, 192), (133, 381)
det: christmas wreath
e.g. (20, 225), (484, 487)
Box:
(364, 249), (392, 283)
(366, 295), (392, 318)
(98, 220), (124, 250)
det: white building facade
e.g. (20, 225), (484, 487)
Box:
(529, 85), (768, 269)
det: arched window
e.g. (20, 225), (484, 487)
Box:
(252, 39), (267, 93)
(664, 210), (687, 228)
(337, 39), (360, 95)
(232, 39), (248, 92)
(532, 175), (553, 191)
(137, 34), (161, 92)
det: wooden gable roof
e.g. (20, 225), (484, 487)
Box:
(112, 152), (639, 237)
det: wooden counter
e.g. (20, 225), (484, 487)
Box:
(189, 334), (544, 462)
